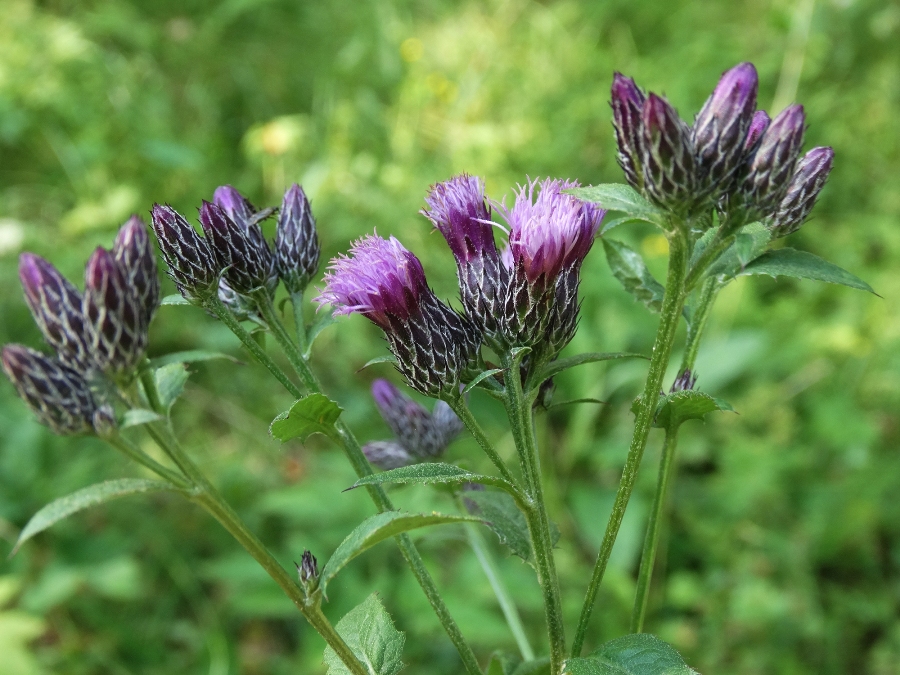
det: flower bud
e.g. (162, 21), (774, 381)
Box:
(213, 185), (256, 229)
(200, 201), (276, 296)
(275, 184), (321, 293)
(83, 247), (147, 376)
(151, 204), (219, 303)
(216, 279), (259, 322)
(770, 146), (834, 238)
(316, 235), (479, 397)
(610, 73), (646, 191)
(297, 550), (319, 593)
(692, 63), (758, 196)
(640, 94), (698, 211)
(113, 215), (160, 327)
(740, 104), (806, 218)
(670, 369), (697, 393)
(423, 175), (507, 340)
(2, 345), (97, 435)
(743, 110), (770, 153)
(362, 440), (415, 470)
(371, 379), (462, 458)
(19, 254), (93, 372)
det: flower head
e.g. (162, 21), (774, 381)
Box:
(275, 184), (320, 293)
(640, 94), (697, 211)
(200, 200), (276, 296)
(770, 146), (834, 238)
(213, 185), (256, 229)
(610, 73), (646, 191)
(113, 215), (160, 327)
(151, 203), (219, 303)
(743, 110), (770, 152)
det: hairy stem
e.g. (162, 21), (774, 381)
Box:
(682, 277), (719, 373)
(290, 291), (309, 355)
(630, 428), (678, 633)
(571, 229), (690, 656)
(447, 398), (519, 487)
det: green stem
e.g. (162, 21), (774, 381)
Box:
(571, 230), (690, 657)
(504, 354), (565, 674)
(630, 428), (678, 633)
(233, 294), (484, 675)
(462, 507), (535, 661)
(290, 291), (309, 355)
(105, 434), (190, 488)
(682, 277), (719, 373)
(447, 398), (519, 488)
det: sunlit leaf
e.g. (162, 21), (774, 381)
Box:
(563, 634), (698, 674)
(738, 248), (876, 294)
(567, 184), (665, 226)
(269, 394), (343, 443)
(348, 463), (516, 494)
(323, 593), (405, 675)
(154, 363), (190, 413)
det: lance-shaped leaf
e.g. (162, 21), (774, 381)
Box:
(566, 185), (665, 227)
(323, 594), (405, 675)
(535, 351), (647, 384)
(348, 463), (520, 498)
(737, 248), (877, 294)
(603, 239), (665, 312)
(121, 409), (163, 429)
(147, 350), (241, 369)
(12, 479), (177, 555)
(319, 511), (483, 596)
(563, 633), (698, 674)
(705, 221), (770, 279)
(269, 394), (343, 443)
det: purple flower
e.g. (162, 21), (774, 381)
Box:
(151, 203), (219, 303)
(770, 146), (835, 238)
(113, 215), (160, 327)
(610, 73), (646, 191)
(743, 110), (771, 152)
(200, 200), (276, 296)
(316, 235), (478, 397)
(213, 185), (256, 229)
(640, 94), (698, 211)
(275, 184), (320, 293)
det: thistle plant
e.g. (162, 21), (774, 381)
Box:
(2, 64), (874, 675)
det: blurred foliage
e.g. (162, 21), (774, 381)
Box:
(1, 0), (899, 673)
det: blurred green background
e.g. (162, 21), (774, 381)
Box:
(1, 0), (898, 673)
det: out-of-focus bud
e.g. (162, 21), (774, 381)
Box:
(640, 94), (698, 212)
(770, 146), (834, 238)
(692, 63), (758, 196)
(113, 215), (160, 327)
(316, 235), (479, 397)
(151, 204), (219, 303)
(296, 549), (319, 595)
(361, 440), (416, 470)
(18, 254), (93, 372)
(2, 344), (97, 435)
(200, 201), (276, 296)
(91, 404), (118, 439)
(610, 73), (646, 191)
(83, 247), (147, 376)
(670, 369), (697, 393)
(275, 184), (321, 294)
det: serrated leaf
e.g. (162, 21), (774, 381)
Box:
(120, 409), (163, 428)
(357, 355), (398, 372)
(305, 313), (337, 357)
(269, 394), (343, 443)
(320, 511), (483, 596)
(323, 593), (405, 675)
(738, 248), (876, 294)
(463, 369), (503, 394)
(566, 184), (665, 226)
(603, 239), (666, 312)
(348, 463), (516, 494)
(563, 634), (698, 674)
(154, 363), (190, 413)
(160, 294), (191, 306)
(147, 350), (241, 369)
(12, 479), (177, 555)
(537, 352), (647, 383)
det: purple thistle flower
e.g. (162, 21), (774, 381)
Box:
(770, 146), (835, 238)
(200, 200), (277, 296)
(151, 204), (219, 303)
(83, 247), (147, 376)
(744, 110), (771, 152)
(19, 253), (93, 372)
(640, 94), (698, 211)
(424, 174), (508, 339)
(113, 215), (160, 327)
(692, 62), (759, 196)
(316, 235), (478, 397)
(610, 73), (646, 191)
(275, 184), (320, 294)
(2, 344), (98, 435)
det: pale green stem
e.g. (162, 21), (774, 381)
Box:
(105, 433), (190, 489)
(571, 229), (690, 657)
(682, 278), (719, 374)
(446, 398), (520, 488)
(290, 290), (309, 355)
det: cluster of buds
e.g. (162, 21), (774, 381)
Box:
(361, 379), (463, 469)
(151, 183), (320, 313)
(612, 63), (834, 234)
(3, 217), (160, 435)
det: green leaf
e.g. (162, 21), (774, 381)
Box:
(269, 394), (343, 443)
(603, 239), (665, 312)
(563, 634), (698, 674)
(12, 479), (177, 555)
(320, 511), (483, 596)
(633, 390), (734, 431)
(153, 363), (190, 413)
(147, 350), (240, 369)
(738, 248), (877, 294)
(160, 294), (190, 306)
(120, 409), (163, 429)
(537, 351), (647, 383)
(705, 221), (769, 278)
(463, 490), (560, 566)
(463, 368), (503, 394)
(357, 355), (398, 372)
(348, 463), (516, 493)
(566, 184), (665, 226)
(323, 593), (405, 675)
(305, 313), (337, 357)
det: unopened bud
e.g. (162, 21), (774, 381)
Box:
(113, 215), (160, 327)
(670, 369), (697, 393)
(770, 146), (834, 238)
(200, 201), (276, 296)
(610, 73), (646, 191)
(275, 184), (320, 293)
(151, 204), (219, 303)
(296, 550), (320, 596)
(640, 94), (698, 212)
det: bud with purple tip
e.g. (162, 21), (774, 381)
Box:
(200, 201), (276, 296)
(640, 94), (698, 212)
(770, 146), (835, 238)
(296, 550), (319, 595)
(743, 110), (770, 153)
(83, 247), (148, 376)
(670, 369), (697, 393)
(2, 345), (98, 435)
(692, 62), (759, 196)
(113, 215), (160, 327)
(316, 235), (478, 397)
(19, 254), (93, 372)
(610, 73), (646, 191)
(151, 204), (219, 303)
(213, 185), (256, 229)
(423, 175), (507, 339)
(275, 184), (321, 293)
